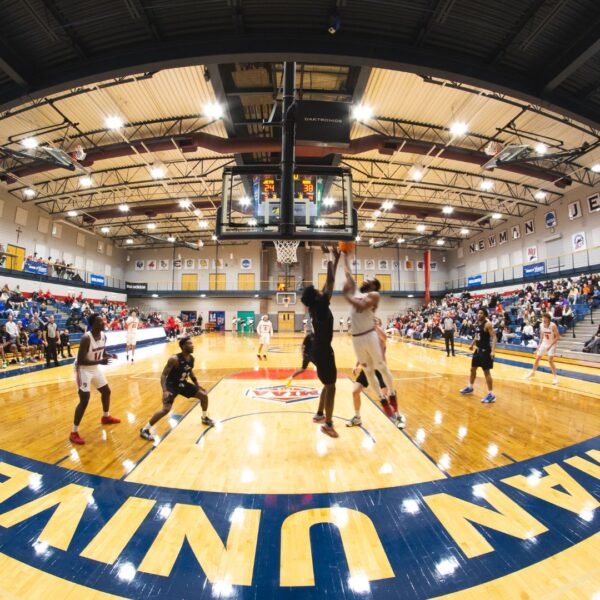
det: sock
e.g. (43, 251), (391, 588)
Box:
(317, 411), (324, 416)
(103, 411), (109, 417)
(71, 425), (78, 433)
(202, 411), (207, 418)
(325, 421), (333, 427)
(355, 411), (360, 418)
(143, 422), (152, 431)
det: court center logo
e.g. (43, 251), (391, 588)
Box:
(246, 384), (320, 403)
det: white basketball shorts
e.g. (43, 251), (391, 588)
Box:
(75, 364), (108, 392)
(537, 342), (556, 358)
(352, 330), (383, 366)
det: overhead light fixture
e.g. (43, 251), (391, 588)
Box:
(204, 102), (224, 120)
(535, 142), (548, 155)
(316, 218), (326, 227)
(323, 196), (335, 207)
(409, 165), (424, 181)
(198, 220), (208, 228)
(67, 210), (77, 217)
(381, 200), (394, 210)
(416, 224), (426, 233)
(101, 226), (110, 233)
(147, 223), (156, 230)
(436, 239), (445, 246)
(248, 218), (257, 226)
(369, 238), (375, 245)
(460, 228), (469, 235)
(591, 163), (600, 173)
(178, 199), (191, 209)
(126, 238), (133, 244)
(365, 221), (375, 229)
(79, 176), (93, 188)
(21, 137), (38, 149)
(351, 104), (373, 122)
(449, 121), (468, 136)
(442, 206), (454, 215)
(373, 210), (381, 218)
(119, 203), (129, 212)
(167, 236), (176, 242)
(150, 163), (165, 179)
(355, 235), (361, 242)
(105, 116), (124, 130)
(397, 237), (405, 243)
(238, 196), (250, 207)
(491, 213), (502, 220)
(211, 234), (218, 241)
(480, 179), (494, 191)
(193, 208), (203, 217)
(23, 188), (36, 198)
(534, 190), (547, 201)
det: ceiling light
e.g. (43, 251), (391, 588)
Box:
(211, 234), (218, 241)
(23, 188), (36, 198)
(150, 163), (165, 179)
(67, 210), (77, 217)
(365, 221), (375, 229)
(193, 208), (203, 217)
(351, 104), (373, 122)
(198, 220), (208, 228)
(442, 206), (454, 215)
(436, 239), (445, 246)
(316, 218), (326, 227)
(449, 121), (468, 136)
(79, 176), (93, 188)
(248, 218), (257, 226)
(355, 235), (361, 242)
(119, 203), (129, 212)
(480, 179), (494, 191)
(591, 163), (600, 173)
(460, 228), (469, 235)
(147, 223), (156, 230)
(369, 238), (375, 245)
(101, 226), (110, 233)
(373, 210), (381, 218)
(21, 137), (38, 149)
(409, 165), (424, 181)
(126, 238), (133, 244)
(204, 102), (224, 120)
(535, 143), (548, 155)
(416, 224), (426, 233)
(178, 199), (191, 209)
(323, 196), (335, 207)
(381, 200), (394, 210)
(239, 196), (250, 207)
(105, 116), (124, 130)
(534, 190), (547, 201)
(491, 213), (502, 220)
(167, 236), (176, 242)
(397, 237), (405, 243)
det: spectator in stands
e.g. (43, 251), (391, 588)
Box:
(19, 313), (30, 330)
(0, 324), (17, 367)
(5, 314), (19, 342)
(59, 329), (73, 358)
(582, 325), (600, 354)
(562, 304), (574, 329)
(521, 322), (535, 345)
(28, 328), (46, 361)
(17, 329), (32, 362)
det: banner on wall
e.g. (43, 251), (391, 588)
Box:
(523, 262), (546, 277)
(588, 192), (600, 213)
(526, 246), (538, 262)
(134, 260), (144, 271)
(126, 282), (147, 291)
(572, 231), (587, 251)
(90, 274), (105, 286)
(467, 275), (482, 287)
(568, 200), (582, 220)
(23, 260), (48, 276)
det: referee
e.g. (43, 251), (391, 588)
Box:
(443, 311), (456, 357)
(44, 314), (59, 368)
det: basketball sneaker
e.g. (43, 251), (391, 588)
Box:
(262, 354), (267, 359)
(312, 413), (326, 423)
(394, 414), (407, 429)
(459, 386), (474, 394)
(139, 428), (153, 441)
(346, 415), (362, 427)
(481, 392), (496, 404)
(201, 416), (215, 426)
(101, 415), (121, 424)
(285, 377), (293, 387)
(257, 354), (262, 360)
(320, 424), (339, 438)
(381, 399), (394, 418)
(552, 376), (559, 385)
(525, 371), (534, 379)
(69, 431), (85, 445)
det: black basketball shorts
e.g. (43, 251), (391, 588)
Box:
(312, 349), (337, 385)
(471, 349), (494, 370)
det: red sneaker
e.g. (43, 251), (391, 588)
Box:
(69, 431), (85, 445)
(389, 393), (398, 411)
(101, 415), (121, 425)
(320, 424), (339, 438)
(381, 400), (394, 418)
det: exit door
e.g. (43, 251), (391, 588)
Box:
(278, 311), (295, 332)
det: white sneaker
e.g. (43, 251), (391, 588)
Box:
(525, 371), (534, 379)
(552, 376), (559, 385)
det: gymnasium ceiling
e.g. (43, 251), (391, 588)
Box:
(1, 0), (600, 250)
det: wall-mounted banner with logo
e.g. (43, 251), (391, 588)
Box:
(126, 282), (148, 291)
(467, 275), (482, 287)
(526, 246), (538, 262)
(523, 261), (546, 277)
(90, 274), (105, 286)
(23, 260), (48, 276)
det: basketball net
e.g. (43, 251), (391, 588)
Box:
(274, 240), (299, 264)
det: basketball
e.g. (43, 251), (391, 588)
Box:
(338, 241), (356, 253)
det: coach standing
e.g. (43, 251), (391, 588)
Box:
(44, 314), (59, 368)
(443, 310), (457, 357)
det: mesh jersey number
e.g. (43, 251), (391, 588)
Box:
(94, 350), (103, 361)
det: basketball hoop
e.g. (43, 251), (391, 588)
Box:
(274, 240), (300, 264)
(484, 141), (503, 157)
(283, 296), (290, 309)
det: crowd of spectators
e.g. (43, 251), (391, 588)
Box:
(386, 273), (600, 353)
(24, 252), (77, 280)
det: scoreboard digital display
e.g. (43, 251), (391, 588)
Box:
(294, 174), (315, 201)
(261, 176), (277, 201)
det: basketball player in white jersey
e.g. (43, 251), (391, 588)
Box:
(341, 253), (400, 420)
(525, 313), (560, 384)
(70, 314), (120, 445)
(125, 309), (139, 362)
(256, 314), (273, 360)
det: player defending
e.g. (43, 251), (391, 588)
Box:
(300, 246), (340, 438)
(525, 313), (560, 384)
(140, 336), (213, 441)
(125, 309), (139, 362)
(341, 252), (400, 419)
(286, 331), (314, 385)
(459, 307), (497, 403)
(256, 314), (273, 359)
(70, 314), (120, 445)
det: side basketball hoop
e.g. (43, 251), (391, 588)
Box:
(274, 240), (300, 264)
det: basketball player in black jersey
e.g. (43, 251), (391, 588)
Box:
(459, 307), (496, 403)
(140, 337), (213, 440)
(300, 246), (340, 438)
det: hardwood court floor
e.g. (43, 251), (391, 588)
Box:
(0, 332), (599, 599)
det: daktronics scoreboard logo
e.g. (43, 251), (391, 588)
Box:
(246, 384), (320, 403)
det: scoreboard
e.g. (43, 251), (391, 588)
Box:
(294, 174), (315, 202)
